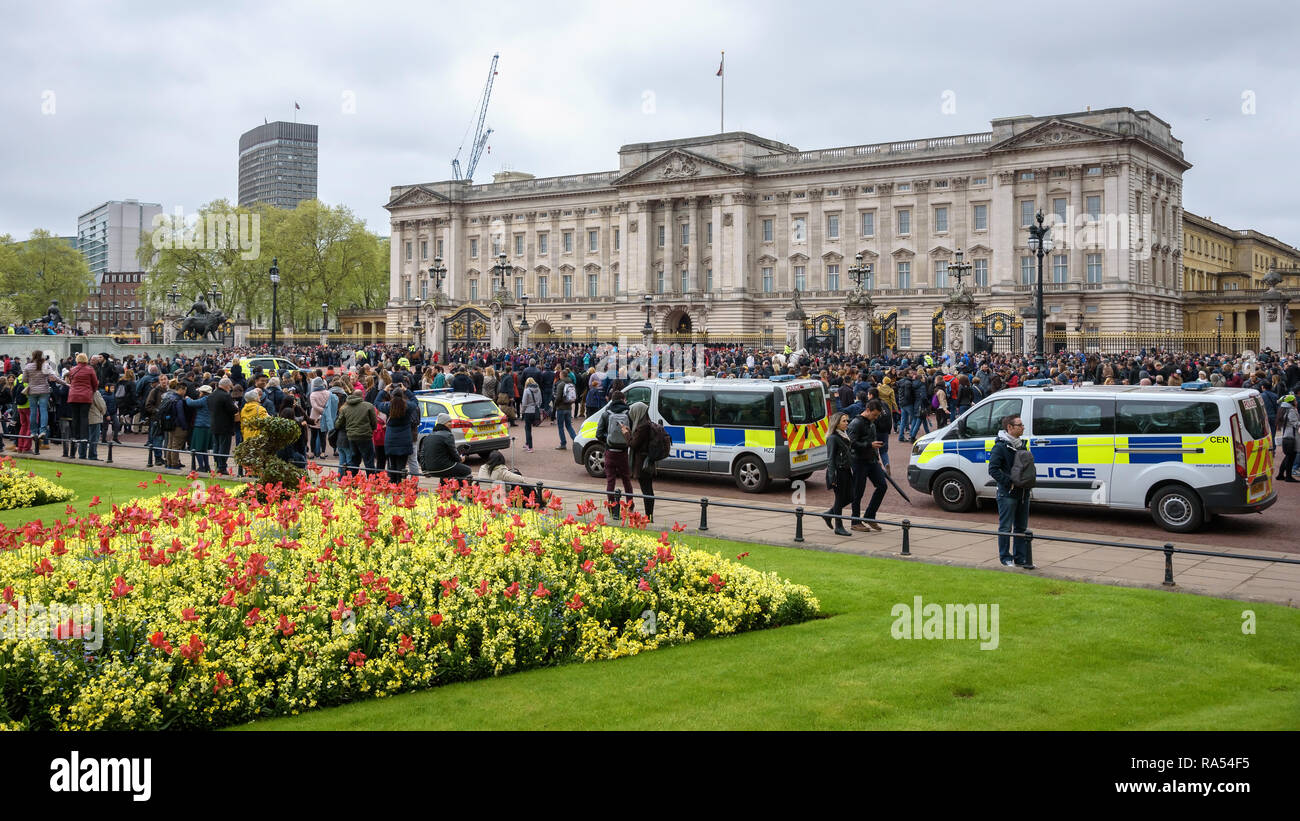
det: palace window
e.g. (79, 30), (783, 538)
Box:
(934, 207), (948, 233)
(589, 229), (598, 252)
(1087, 253), (1102, 283)
(1053, 254), (1068, 284)
(538, 233), (548, 255)
(762, 267), (773, 293)
(973, 204), (988, 231)
(1021, 256), (1034, 285)
(897, 261), (911, 289)
(470, 238), (479, 258)
(897, 209), (911, 235)
(827, 214), (840, 239)
(563, 231), (573, 253)
(762, 219), (774, 242)
(861, 212), (875, 237)
(794, 265), (806, 291)
(974, 258), (988, 287)
(563, 275), (573, 298)
(827, 264), (840, 291)
(588, 274), (598, 297)
(538, 276), (548, 298)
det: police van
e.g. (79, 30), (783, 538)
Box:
(907, 381), (1276, 532)
(572, 375), (829, 493)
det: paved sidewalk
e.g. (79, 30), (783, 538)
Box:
(19, 439), (1300, 608)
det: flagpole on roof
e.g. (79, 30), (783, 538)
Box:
(718, 51), (725, 133)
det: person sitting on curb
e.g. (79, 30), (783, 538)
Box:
(418, 412), (473, 482)
(476, 449), (531, 491)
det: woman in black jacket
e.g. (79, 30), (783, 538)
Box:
(821, 412), (854, 536)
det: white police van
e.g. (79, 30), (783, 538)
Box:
(907, 380), (1276, 532)
(572, 375), (829, 492)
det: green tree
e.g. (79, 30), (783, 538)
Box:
(0, 230), (94, 321)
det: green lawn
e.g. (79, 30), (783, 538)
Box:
(239, 535), (1300, 731)
(0, 458), (244, 530)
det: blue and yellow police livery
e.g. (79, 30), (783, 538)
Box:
(907, 382), (1276, 533)
(573, 375), (829, 493)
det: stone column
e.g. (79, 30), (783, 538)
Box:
(162, 311), (178, 344)
(1259, 270), (1288, 355)
(1020, 305), (1038, 360)
(844, 290), (875, 357)
(942, 288), (977, 365)
(234, 318), (252, 348)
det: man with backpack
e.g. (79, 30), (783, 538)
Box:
(157, 380), (190, 469)
(596, 389), (634, 519)
(552, 367), (579, 450)
(988, 414), (1036, 569)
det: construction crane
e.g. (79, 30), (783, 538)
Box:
(451, 54), (498, 182)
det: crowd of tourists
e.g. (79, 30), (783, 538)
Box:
(3, 340), (1297, 495)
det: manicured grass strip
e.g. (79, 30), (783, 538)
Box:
(240, 536), (1300, 731)
(0, 458), (243, 530)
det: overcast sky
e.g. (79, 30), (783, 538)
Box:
(3, 0), (1298, 247)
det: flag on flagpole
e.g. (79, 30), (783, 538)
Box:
(716, 53), (724, 76)
(294, 102), (300, 110)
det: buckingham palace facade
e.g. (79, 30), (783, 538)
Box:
(385, 106), (1190, 353)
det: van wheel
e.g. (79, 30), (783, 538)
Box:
(583, 443), (607, 478)
(1150, 485), (1203, 533)
(733, 455), (769, 493)
(932, 470), (975, 512)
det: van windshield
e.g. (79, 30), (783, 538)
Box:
(785, 386), (826, 424)
(1237, 396), (1268, 440)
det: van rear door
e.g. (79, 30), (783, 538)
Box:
(781, 383), (827, 473)
(1235, 394), (1273, 505)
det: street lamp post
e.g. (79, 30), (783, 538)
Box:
(847, 253), (873, 291)
(519, 293), (530, 333)
(491, 252), (512, 297)
(429, 258), (447, 293)
(948, 247), (972, 292)
(1026, 212), (1054, 371)
(642, 293), (654, 336)
(269, 258), (280, 355)
(1215, 312), (1224, 354)
(411, 298), (422, 348)
(321, 302), (330, 347)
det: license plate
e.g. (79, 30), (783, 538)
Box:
(793, 453), (808, 464)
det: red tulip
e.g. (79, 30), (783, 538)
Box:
(50, 538), (67, 557)
(502, 582), (520, 599)
(440, 576), (459, 595)
(533, 581), (551, 598)
(181, 607), (199, 622)
(33, 558), (54, 577)
(66, 580), (77, 590)
(708, 573), (725, 593)
(736, 552), (750, 559)
(277, 614), (296, 637)
(64, 504), (75, 515)
(386, 590), (403, 608)
(136, 481), (149, 490)
(397, 634), (414, 655)
(602, 539), (618, 555)
(581, 560), (595, 574)
(672, 522), (686, 532)
(331, 599), (351, 621)
(565, 593), (584, 610)
(213, 671), (231, 693)
(353, 589), (370, 608)
(243, 607), (263, 627)
(88, 495), (101, 507)
(429, 613), (444, 627)
(348, 650), (366, 668)
(275, 535), (300, 551)
(637, 578), (651, 592)
(110, 576), (133, 598)
(148, 631), (173, 654)
(475, 579), (490, 597)
(179, 634), (206, 662)
(218, 590), (236, 607)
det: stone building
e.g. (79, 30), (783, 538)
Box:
(1181, 211), (1300, 337)
(385, 107), (1190, 354)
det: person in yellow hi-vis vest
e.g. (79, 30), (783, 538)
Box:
(12, 375), (30, 452)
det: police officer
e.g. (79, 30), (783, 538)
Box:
(847, 399), (888, 532)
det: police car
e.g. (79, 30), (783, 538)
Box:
(572, 374), (829, 493)
(412, 389), (510, 459)
(907, 380), (1276, 532)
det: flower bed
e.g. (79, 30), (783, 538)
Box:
(0, 459), (75, 511)
(0, 473), (818, 729)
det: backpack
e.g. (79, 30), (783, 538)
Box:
(372, 415), (386, 448)
(114, 382), (127, 399)
(563, 381), (576, 404)
(1010, 446), (1037, 489)
(647, 423), (671, 462)
(931, 392), (941, 409)
(605, 409), (630, 447)
(157, 393), (179, 431)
